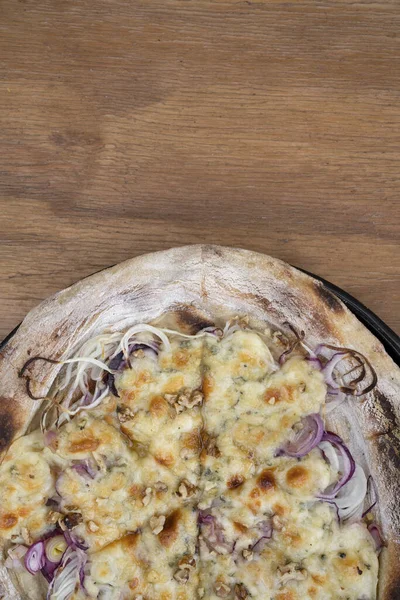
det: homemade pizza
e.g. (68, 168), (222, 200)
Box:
(0, 246), (398, 600)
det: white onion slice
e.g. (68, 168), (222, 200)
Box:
(47, 546), (86, 600)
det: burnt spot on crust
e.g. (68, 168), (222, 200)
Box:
(172, 304), (214, 334)
(312, 281), (344, 314)
(0, 399), (21, 455)
(158, 509), (181, 547)
(369, 390), (397, 438)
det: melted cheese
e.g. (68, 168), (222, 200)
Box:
(0, 329), (379, 600)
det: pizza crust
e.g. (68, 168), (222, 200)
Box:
(0, 244), (399, 599)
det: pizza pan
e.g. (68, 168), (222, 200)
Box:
(1, 266), (399, 365)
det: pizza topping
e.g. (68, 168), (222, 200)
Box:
(234, 583), (249, 599)
(318, 433), (356, 499)
(46, 546), (87, 600)
(278, 563), (307, 584)
(176, 479), (197, 499)
(279, 413), (324, 458)
(154, 481), (168, 493)
(45, 535), (68, 563)
(150, 515), (166, 535)
(142, 487), (153, 506)
(318, 345), (378, 396)
(368, 524), (384, 551)
(116, 404), (135, 423)
(24, 540), (45, 574)
(242, 548), (253, 561)
(215, 582), (231, 597)
(174, 556), (196, 583)
(165, 388), (204, 413)
(6, 323), (381, 600)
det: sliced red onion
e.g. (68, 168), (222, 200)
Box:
(199, 511), (233, 554)
(278, 324), (305, 365)
(251, 536), (270, 553)
(24, 541), (45, 575)
(44, 431), (58, 450)
(306, 356), (323, 370)
(318, 432), (356, 500)
(251, 520), (273, 553)
(315, 345), (377, 396)
(45, 535), (68, 564)
(322, 352), (348, 389)
(331, 463), (367, 522)
(46, 546), (87, 600)
(71, 459), (97, 480)
(362, 476), (378, 518)
(280, 414), (324, 458)
(108, 342), (159, 372)
(368, 524), (384, 551)
(200, 326), (223, 338)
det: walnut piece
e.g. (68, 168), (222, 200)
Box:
(173, 556), (196, 584)
(215, 583), (231, 597)
(201, 431), (221, 457)
(154, 481), (168, 492)
(142, 487), (153, 506)
(278, 563), (307, 584)
(117, 404), (135, 423)
(87, 520), (99, 532)
(176, 479), (197, 499)
(166, 389), (204, 414)
(150, 515), (166, 535)
(234, 583), (249, 599)
(242, 549), (253, 561)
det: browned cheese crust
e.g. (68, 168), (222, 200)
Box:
(0, 245), (398, 599)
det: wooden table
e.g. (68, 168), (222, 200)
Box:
(1, 0), (399, 339)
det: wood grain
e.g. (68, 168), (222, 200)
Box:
(0, 0), (399, 340)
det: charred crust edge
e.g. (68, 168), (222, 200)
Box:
(312, 281), (345, 314)
(171, 304), (214, 334)
(0, 399), (21, 455)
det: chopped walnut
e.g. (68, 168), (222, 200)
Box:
(178, 556), (196, 570)
(21, 527), (32, 545)
(47, 510), (63, 525)
(186, 389), (204, 408)
(173, 568), (190, 584)
(278, 563), (307, 584)
(242, 549), (253, 561)
(215, 582), (231, 597)
(142, 487), (153, 506)
(165, 393), (178, 404)
(201, 431), (221, 457)
(272, 515), (283, 530)
(234, 583), (249, 599)
(150, 515), (166, 535)
(87, 520), (99, 532)
(173, 556), (196, 584)
(176, 479), (197, 499)
(154, 481), (168, 492)
(117, 404), (135, 423)
(166, 389), (204, 413)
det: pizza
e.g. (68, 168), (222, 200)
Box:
(0, 245), (398, 600)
